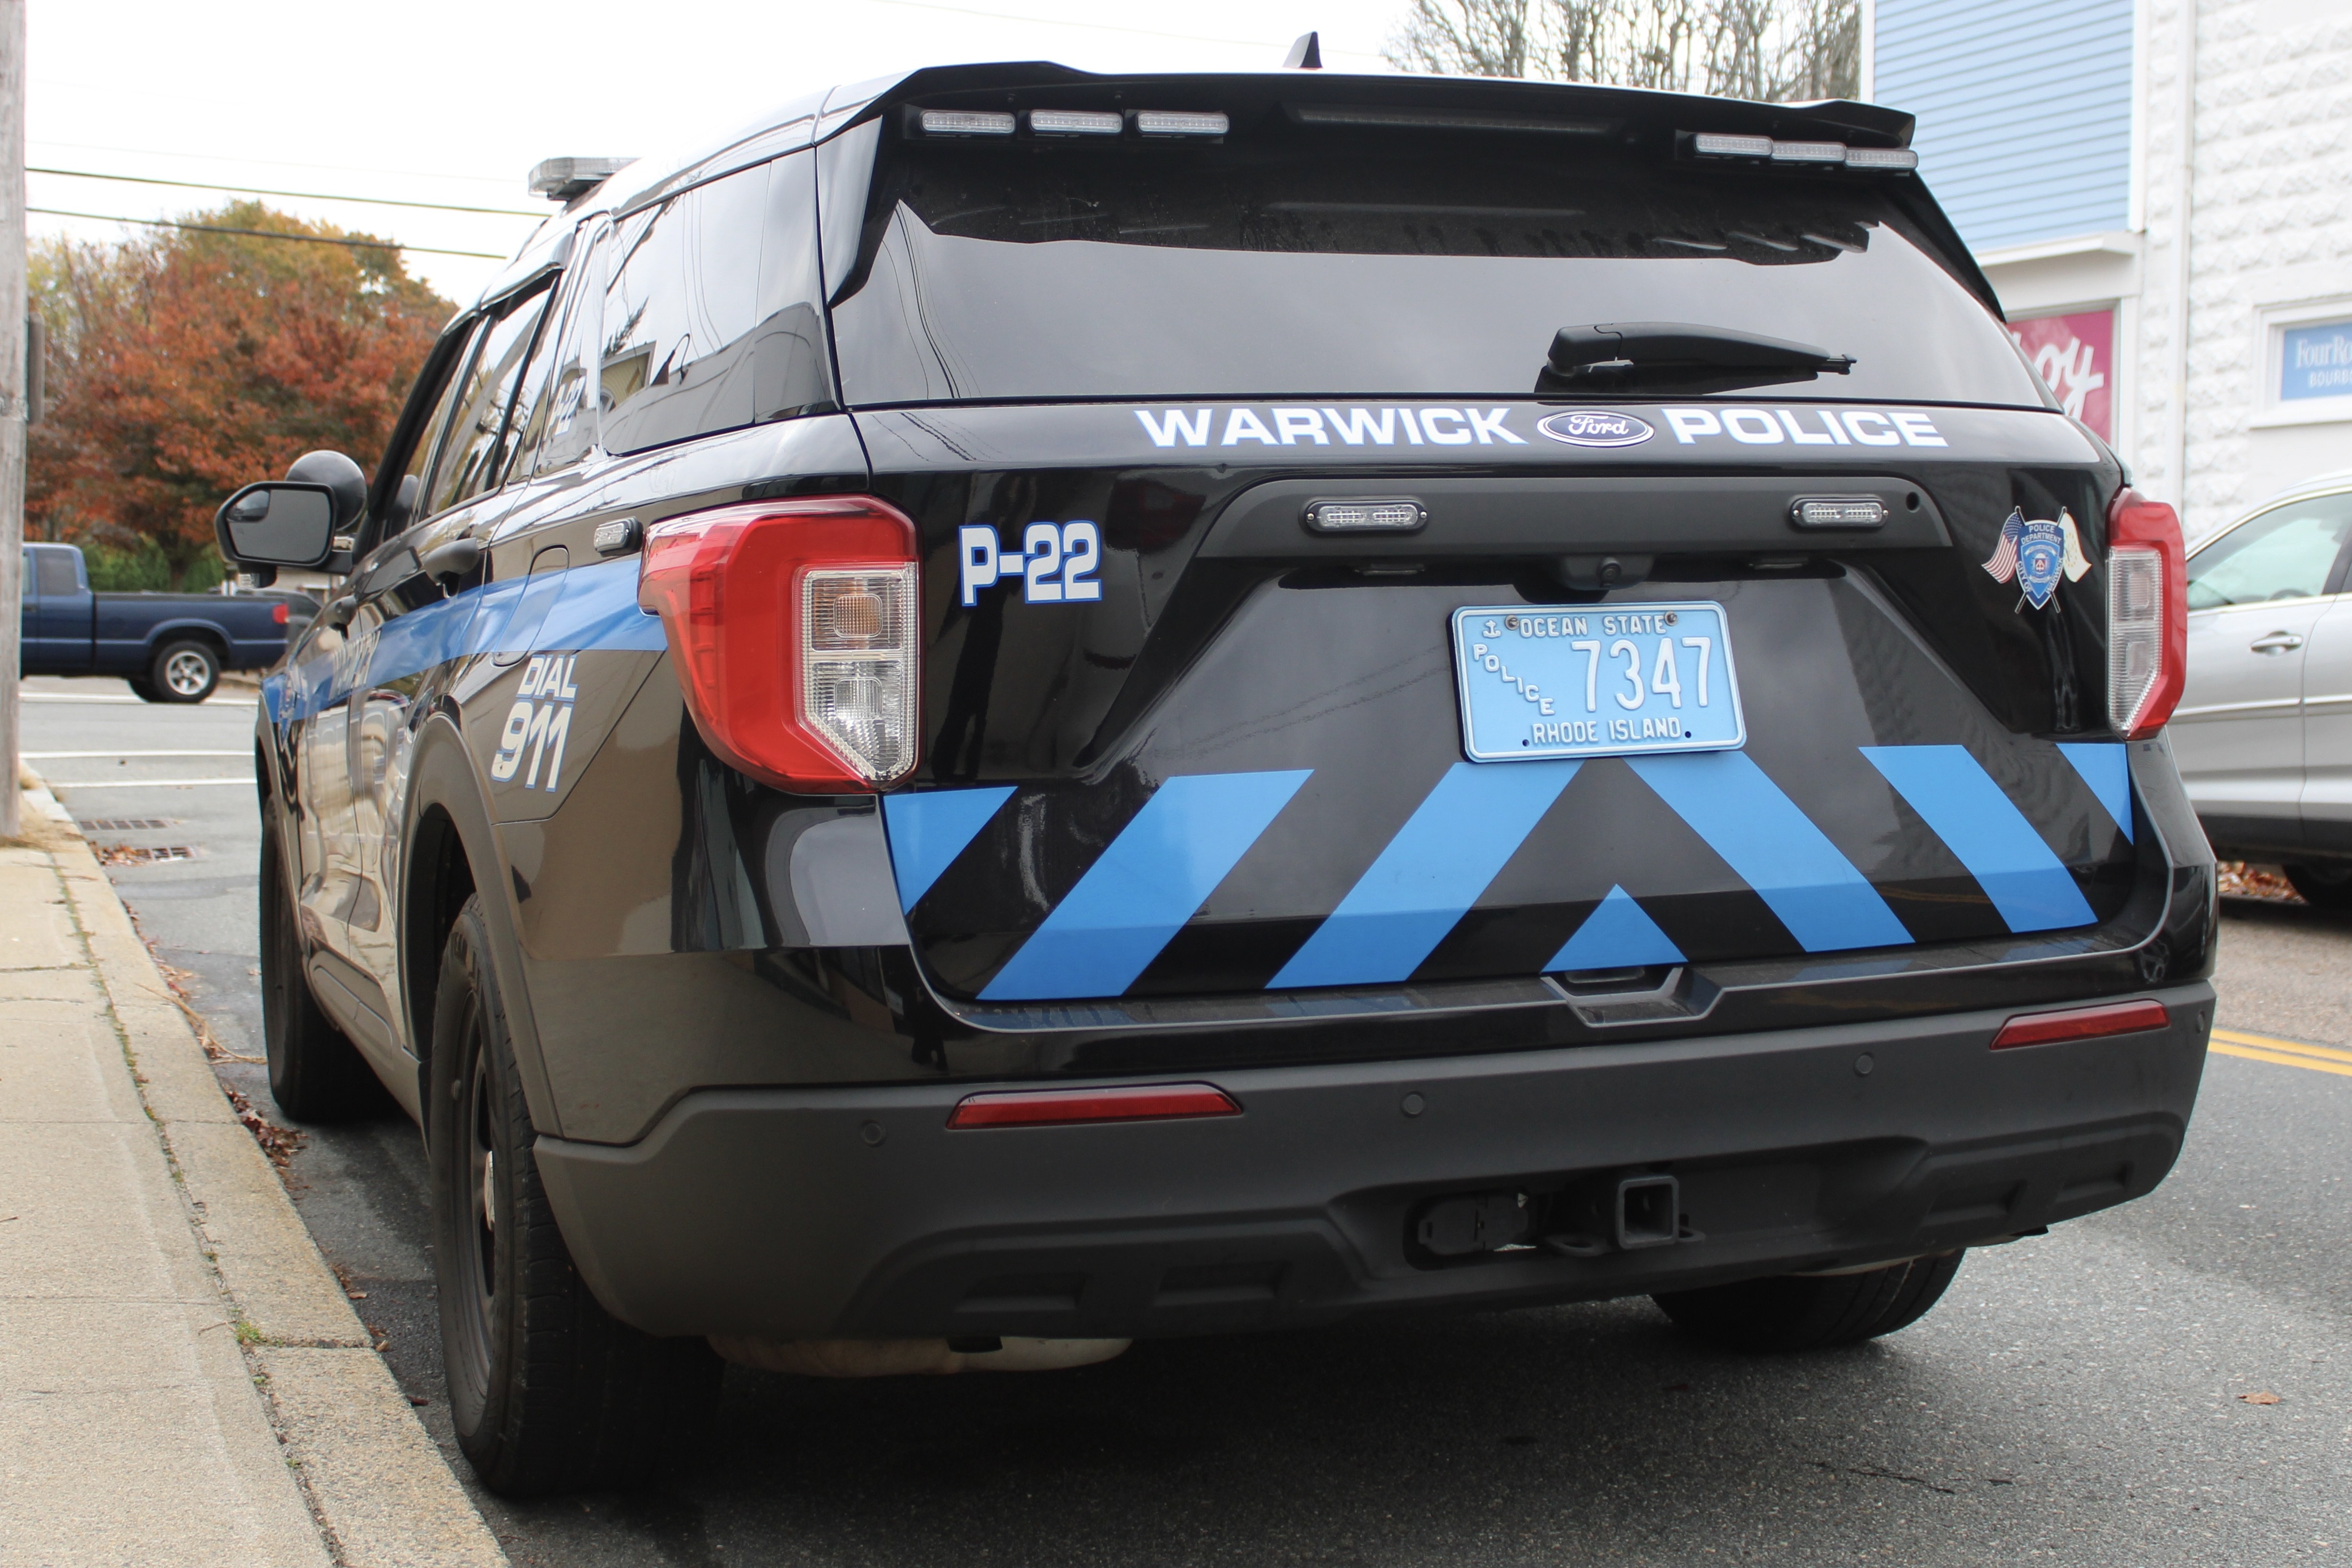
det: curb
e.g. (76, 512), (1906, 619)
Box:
(26, 774), (508, 1568)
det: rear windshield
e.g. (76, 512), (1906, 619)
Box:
(828, 135), (2045, 409)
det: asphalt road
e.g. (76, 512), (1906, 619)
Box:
(27, 672), (2352, 1567)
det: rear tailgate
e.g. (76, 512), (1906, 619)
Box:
(869, 400), (2134, 1004)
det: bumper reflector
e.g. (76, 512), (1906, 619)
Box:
(948, 1083), (1241, 1128)
(1992, 999), (2170, 1050)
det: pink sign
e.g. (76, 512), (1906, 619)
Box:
(2011, 309), (2115, 441)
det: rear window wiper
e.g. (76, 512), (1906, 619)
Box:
(1541, 322), (1855, 395)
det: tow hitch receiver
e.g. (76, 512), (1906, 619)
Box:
(1411, 1173), (1691, 1262)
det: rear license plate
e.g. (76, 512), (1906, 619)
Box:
(1451, 602), (1746, 762)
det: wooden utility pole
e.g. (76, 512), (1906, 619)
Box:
(0, 0), (21, 838)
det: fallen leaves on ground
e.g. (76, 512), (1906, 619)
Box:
(2238, 1390), (2282, 1405)
(2218, 862), (2303, 903)
(223, 1084), (306, 1168)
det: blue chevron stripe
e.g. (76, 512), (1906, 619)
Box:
(1548, 885), (1686, 970)
(1271, 760), (1581, 989)
(881, 787), (1016, 909)
(2056, 741), (2133, 841)
(1862, 745), (2096, 933)
(980, 769), (1312, 1001)
(1628, 751), (1912, 952)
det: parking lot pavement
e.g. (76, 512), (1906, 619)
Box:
(28, 672), (2352, 1565)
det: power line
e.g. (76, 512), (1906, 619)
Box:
(27, 209), (505, 260)
(30, 166), (545, 218)
(29, 136), (517, 187)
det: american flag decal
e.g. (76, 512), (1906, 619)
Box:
(1981, 508), (2025, 583)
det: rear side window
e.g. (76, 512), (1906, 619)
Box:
(829, 134), (2044, 408)
(34, 547), (80, 596)
(2187, 494), (2352, 609)
(424, 283), (553, 516)
(597, 164), (768, 456)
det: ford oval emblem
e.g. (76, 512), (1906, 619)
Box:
(1538, 410), (1655, 448)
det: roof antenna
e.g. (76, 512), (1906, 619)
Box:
(1284, 31), (1323, 68)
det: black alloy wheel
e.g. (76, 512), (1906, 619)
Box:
(258, 806), (382, 1121)
(149, 639), (221, 703)
(428, 894), (722, 1496)
(1651, 1251), (1964, 1352)
(2282, 862), (2352, 911)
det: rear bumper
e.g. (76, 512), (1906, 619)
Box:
(535, 981), (2213, 1340)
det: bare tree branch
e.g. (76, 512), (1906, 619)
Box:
(1388, 0), (1859, 102)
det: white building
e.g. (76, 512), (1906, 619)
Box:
(1868, 0), (2352, 536)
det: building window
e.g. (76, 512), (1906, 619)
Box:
(2255, 300), (2352, 428)
(2012, 308), (2115, 441)
(2281, 321), (2352, 403)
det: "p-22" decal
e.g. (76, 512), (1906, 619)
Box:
(958, 522), (1102, 607)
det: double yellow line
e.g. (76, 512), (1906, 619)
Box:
(2210, 1028), (2352, 1079)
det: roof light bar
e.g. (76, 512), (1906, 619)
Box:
(947, 1083), (1242, 1128)
(920, 109), (1015, 137)
(528, 156), (633, 201)
(1691, 132), (1773, 159)
(1770, 140), (1847, 164)
(1688, 133), (1917, 172)
(1991, 999), (2170, 1050)
(1844, 146), (1920, 171)
(1134, 110), (1228, 138)
(1029, 109), (1123, 136)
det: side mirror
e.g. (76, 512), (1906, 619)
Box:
(215, 482), (339, 569)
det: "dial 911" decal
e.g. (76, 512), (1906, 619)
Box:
(490, 653), (577, 792)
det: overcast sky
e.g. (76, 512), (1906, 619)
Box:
(28, 0), (1408, 304)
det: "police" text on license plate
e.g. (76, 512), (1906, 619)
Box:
(1449, 601), (1746, 762)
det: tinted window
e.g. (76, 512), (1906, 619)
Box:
(830, 136), (2043, 407)
(424, 283), (552, 516)
(752, 149), (832, 421)
(2187, 495), (2352, 610)
(598, 165), (767, 456)
(35, 548), (79, 597)
(400, 319), (487, 512)
(516, 228), (607, 477)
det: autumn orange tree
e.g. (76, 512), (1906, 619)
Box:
(29, 202), (452, 587)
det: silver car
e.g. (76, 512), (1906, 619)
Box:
(2174, 471), (2352, 905)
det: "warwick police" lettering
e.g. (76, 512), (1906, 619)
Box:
(1136, 407), (1528, 448)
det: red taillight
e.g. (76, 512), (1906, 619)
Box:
(272, 602), (290, 624)
(636, 496), (919, 792)
(947, 1083), (1242, 1128)
(1991, 998), (2170, 1049)
(2107, 487), (2186, 739)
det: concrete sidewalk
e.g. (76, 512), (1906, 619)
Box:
(0, 779), (505, 1567)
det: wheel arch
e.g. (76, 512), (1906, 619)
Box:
(403, 711), (563, 1138)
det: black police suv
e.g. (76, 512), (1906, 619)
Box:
(214, 63), (2215, 1495)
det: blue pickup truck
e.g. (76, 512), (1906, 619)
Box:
(19, 542), (309, 702)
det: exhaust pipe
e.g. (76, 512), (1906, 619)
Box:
(709, 1335), (1130, 1377)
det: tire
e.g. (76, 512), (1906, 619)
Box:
(149, 639), (220, 703)
(429, 895), (722, 1496)
(258, 807), (384, 1121)
(126, 676), (161, 703)
(1652, 1251), (1964, 1353)
(2282, 862), (2352, 911)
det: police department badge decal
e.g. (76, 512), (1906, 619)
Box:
(1981, 507), (2091, 610)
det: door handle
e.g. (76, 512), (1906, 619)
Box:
(2249, 633), (2305, 653)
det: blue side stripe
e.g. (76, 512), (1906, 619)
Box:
(2056, 742), (2133, 841)
(881, 787), (1016, 910)
(1628, 752), (1911, 952)
(278, 556), (669, 720)
(981, 769), (1312, 1001)
(1271, 761), (1580, 989)
(1547, 885), (1686, 971)
(1861, 745), (2096, 933)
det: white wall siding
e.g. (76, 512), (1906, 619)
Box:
(1877, 0), (2136, 252)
